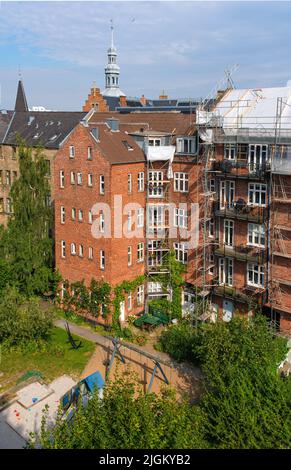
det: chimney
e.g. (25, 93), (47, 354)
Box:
(159, 90), (168, 100)
(140, 94), (147, 106)
(119, 95), (127, 107)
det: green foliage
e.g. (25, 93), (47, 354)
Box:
(31, 373), (206, 449)
(0, 258), (13, 293)
(0, 287), (54, 348)
(158, 320), (202, 363)
(0, 140), (57, 296)
(112, 275), (145, 329)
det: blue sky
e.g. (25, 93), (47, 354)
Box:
(1, 1), (291, 110)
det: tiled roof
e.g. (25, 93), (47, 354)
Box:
(0, 110), (14, 142)
(4, 111), (86, 149)
(88, 111), (196, 135)
(88, 123), (145, 164)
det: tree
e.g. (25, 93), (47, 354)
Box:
(30, 373), (206, 449)
(0, 139), (59, 296)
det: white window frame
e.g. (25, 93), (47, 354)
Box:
(138, 172), (144, 192)
(247, 263), (264, 288)
(247, 223), (265, 247)
(88, 173), (93, 187)
(224, 219), (234, 247)
(78, 209), (83, 222)
(137, 208), (144, 228)
(148, 171), (164, 197)
(137, 285), (144, 305)
(77, 172), (82, 185)
(148, 138), (161, 146)
(220, 180), (235, 210)
(70, 243), (76, 255)
(174, 172), (189, 193)
(176, 137), (196, 154)
(88, 246), (93, 260)
(174, 208), (188, 229)
(128, 246), (132, 266)
(88, 210), (93, 225)
(174, 242), (188, 264)
(127, 211), (132, 231)
(248, 144), (268, 172)
(61, 240), (66, 258)
(248, 183), (267, 207)
(219, 257), (233, 286)
(99, 211), (105, 232)
(208, 218), (214, 238)
(79, 244), (84, 257)
(69, 145), (75, 159)
(99, 175), (105, 195)
(148, 281), (162, 293)
(148, 205), (165, 229)
(60, 206), (65, 224)
(71, 207), (76, 220)
(137, 242), (144, 262)
(60, 170), (65, 188)
(127, 292), (132, 311)
(87, 146), (92, 160)
(224, 143), (236, 161)
(70, 171), (75, 185)
(128, 173), (132, 193)
(208, 254), (214, 275)
(100, 250), (105, 270)
(209, 179), (215, 193)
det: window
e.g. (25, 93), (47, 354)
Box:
(128, 246), (132, 266)
(174, 242), (188, 264)
(220, 180), (235, 209)
(176, 137), (196, 154)
(87, 146), (92, 160)
(138, 172), (144, 192)
(224, 143), (236, 160)
(6, 198), (12, 213)
(70, 171), (76, 184)
(72, 207), (76, 220)
(174, 208), (188, 228)
(174, 172), (189, 193)
(88, 173), (93, 187)
(148, 205), (165, 229)
(148, 281), (162, 293)
(77, 172), (82, 185)
(209, 179), (215, 193)
(100, 250), (105, 270)
(128, 173), (132, 193)
(208, 218), (214, 238)
(60, 170), (65, 188)
(6, 171), (11, 186)
(224, 219), (234, 247)
(127, 292), (132, 311)
(248, 223), (265, 247)
(148, 171), (163, 197)
(247, 263), (264, 288)
(99, 211), (105, 232)
(137, 242), (144, 262)
(88, 246), (93, 260)
(60, 206), (65, 224)
(12, 147), (17, 160)
(69, 145), (75, 158)
(248, 183), (267, 206)
(148, 138), (161, 146)
(70, 243), (76, 255)
(127, 211), (132, 231)
(137, 285), (144, 305)
(137, 208), (144, 228)
(79, 244), (84, 257)
(61, 240), (66, 258)
(100, 175), (105, 194)
(219, 258), (233, 286)
(208, 254), (214, 275)
(88, 210), (93, 224)
(248, 144), (268, 172)
(78, 209), (83, 222)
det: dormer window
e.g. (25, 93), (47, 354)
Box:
(122, 140), (133, 151)
(148, 139), (161, 147)
(176, 137), (196, 154)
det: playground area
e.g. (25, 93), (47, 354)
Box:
(81, 336), (203, 402)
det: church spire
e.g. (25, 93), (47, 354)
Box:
(102, 21), (125, 98)
(14, 79), (28, 112)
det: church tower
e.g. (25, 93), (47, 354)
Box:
(102, 21), (125, 98)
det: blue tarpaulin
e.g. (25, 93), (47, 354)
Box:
(82, 371), (105, 393)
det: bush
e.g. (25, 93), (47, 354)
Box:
(158, 321), (202, 363)
(0, 287), (54, 348)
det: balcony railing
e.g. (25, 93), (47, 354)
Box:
(209, 159), (270, 178)
(214, 244), (266, 263)
(214, 201), (269, 222)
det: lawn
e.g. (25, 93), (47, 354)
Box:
(0, 327), (95, 392)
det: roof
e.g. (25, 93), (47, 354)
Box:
(82, 371), (105, 391)
(199, 85), (291, 136)
(0, 110), (14, 142)
(88, 122), (146, 164)
(88, 111), (195, 136)
(4, 111), (86, 148)
(14, 81), (28, 112)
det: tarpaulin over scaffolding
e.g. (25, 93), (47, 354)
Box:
(147, 145), (176, 162)
(199, 129), (213, 144)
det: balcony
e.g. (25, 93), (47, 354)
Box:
(214, 201), (269, 223)
(213, 284), (266, 303)
(209, 159), (270, 179)
(214, 244), (266, 263)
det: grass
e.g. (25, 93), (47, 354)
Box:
(0, 327), (95, 392)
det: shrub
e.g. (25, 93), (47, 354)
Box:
(158, 321), (202, 363)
